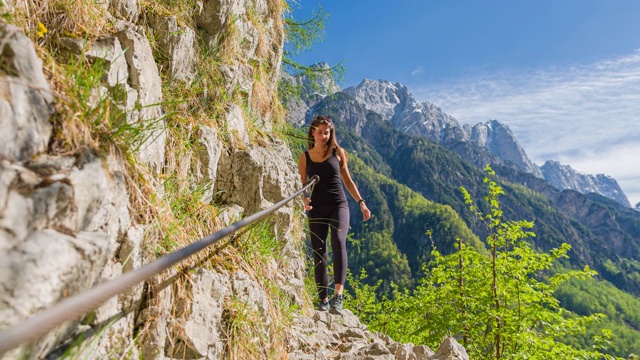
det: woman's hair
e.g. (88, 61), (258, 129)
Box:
(307, 115), (340, 156)
(307, 115), (347, 168)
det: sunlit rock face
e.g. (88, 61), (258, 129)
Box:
(542, 160), (631, 208)
(306, 79), (542, 178)
(0, 1), (476, 358)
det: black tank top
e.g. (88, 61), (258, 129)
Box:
(305, 149), (347, 207)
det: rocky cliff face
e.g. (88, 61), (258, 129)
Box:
(322, 79), (541, 177)
(466, 119), (542, 177)
(283, 62), (342, 126)
(344, 79), (463, 142)
(292, 76), (636, 205)
(0, 1), (468, 359)
(541, 160), (631, 208)
(0, 0), (299, 358)
(1, 22), (136, 358)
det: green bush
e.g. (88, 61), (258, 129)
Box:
(347, 166), (623, 360)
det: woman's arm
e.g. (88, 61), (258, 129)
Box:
(337, 148), (371, 221)
(297, 153), (312, 211)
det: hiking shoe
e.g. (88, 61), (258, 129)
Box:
(318, 299), (330, 312)
(329, 294), (344, 314)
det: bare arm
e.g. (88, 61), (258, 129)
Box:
(337, 148), (371, 221)
(297, 152), (312, 211)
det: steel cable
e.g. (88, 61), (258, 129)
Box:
(0, 175), (319, 354)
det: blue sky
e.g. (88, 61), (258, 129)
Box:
(289, 0), (640, 206)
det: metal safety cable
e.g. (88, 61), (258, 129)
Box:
(0, 175), (319, 354)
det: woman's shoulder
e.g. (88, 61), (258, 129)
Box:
(298, 151), (308, 163)
(334, 146), (348, 167)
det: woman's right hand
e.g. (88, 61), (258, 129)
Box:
(304, 197), (313, 211)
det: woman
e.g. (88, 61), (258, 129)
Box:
(297, 115), (371, 314)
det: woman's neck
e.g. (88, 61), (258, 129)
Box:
(311, 144), (329, 153)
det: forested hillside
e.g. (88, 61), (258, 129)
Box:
(287, 90), (640, 356)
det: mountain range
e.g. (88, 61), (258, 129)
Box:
(286, 65), (632, 209)
(284, 66), (640, 355)
(287, 63), (640, 289)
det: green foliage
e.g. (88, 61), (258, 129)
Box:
(344, 155), (483, 295)
(279, 121), (308, 162)
(345, 268), (384, 324)
(555, 278), (640, 356)
(351, 230), (413, 293)
(283, 4), (327, 57)
(280, 3), (345, 105)
(347, 167), (622, 360)
(54, 53), (163, 156)
(237, 220), (281, 265)
(298, 95), (640, 355)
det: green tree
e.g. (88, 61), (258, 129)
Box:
(280, 4), (345, 104)
(351, 230), (413, 293)
(348, 166), (620, 360)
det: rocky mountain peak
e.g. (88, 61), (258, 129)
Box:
(469, 119), (543, 177)
(343, 79), (413, 122)
(283, 62), (341, 126)
(291, 75), (631, 207)
(344, 79), (463, 142)
(340, 80), (543, 177)
(541, 160), (631, 207)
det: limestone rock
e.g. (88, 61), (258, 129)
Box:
(0, 153), (134, 358)
(196, 0), (268, 59)
(166, 269), (231, 359)
(214, 140), (298, 219)
(148, 15), (197, 82)
(213, 138), (306, 307)
(220, 62), (256, 104)
(69, 155), (131, 234)
(58, 31), (166, 174)
(287, 309), (447, 360)
(137, 270), (176, 360)
(86, 37), (130, 89)
(2, 230), (115, 358)
(115, 25), (167, 173)
(196, 0), (283, 126)
(429, 337), (469, 360)
(0, 24), (54, 161)
(195, 125), (224, 203)
(225, 103), (251, 147)
(110, 0), (139, 22)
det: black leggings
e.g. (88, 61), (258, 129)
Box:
(308, 204), (350, 300)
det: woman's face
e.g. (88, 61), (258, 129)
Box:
(312, 124), (331, 147)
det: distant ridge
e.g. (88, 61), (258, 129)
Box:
(541, 160), (631, 208)
(285, 72), (631, 207)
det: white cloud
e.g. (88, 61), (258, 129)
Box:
(410, 50), (640, 206)
(411, 66), (424, 77)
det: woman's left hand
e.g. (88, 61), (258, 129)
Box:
(360, 202), (371, 221)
